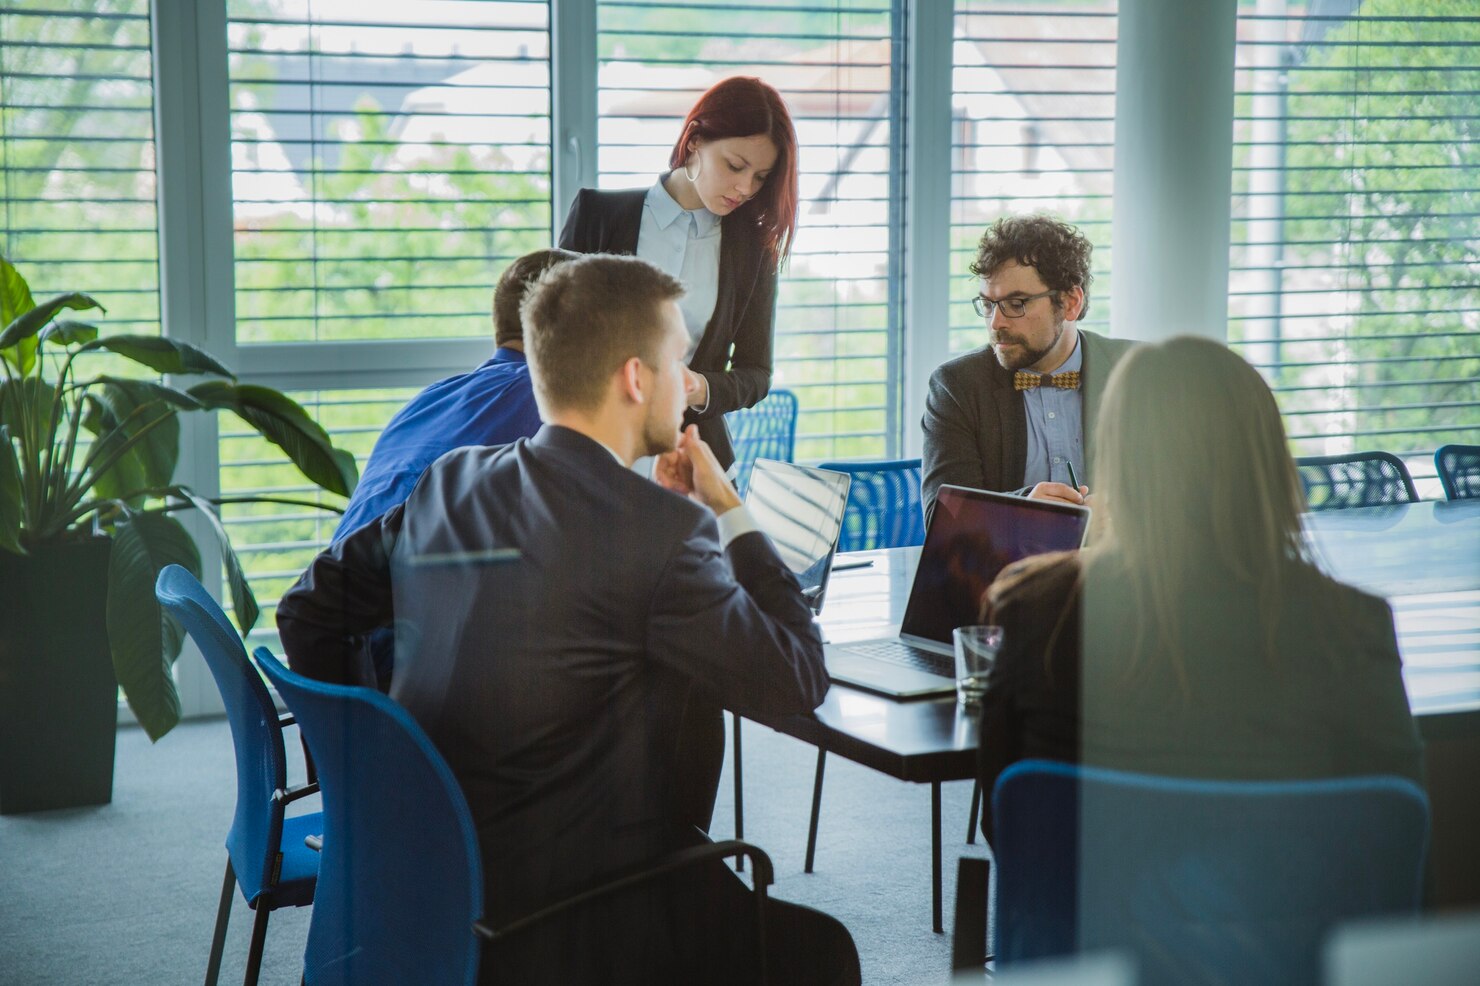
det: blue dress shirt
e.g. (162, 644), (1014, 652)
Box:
(637, 177), (721, 361)
(1021, 333), (1085, 490)
(333, 347), (543, 544)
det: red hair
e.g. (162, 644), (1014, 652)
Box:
(668, 76), (799, 266)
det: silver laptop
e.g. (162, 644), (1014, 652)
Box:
(825, 484), (1092, 698)
(744, 458), (851, 614)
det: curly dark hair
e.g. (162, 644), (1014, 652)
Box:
(969, 215), (1093, 319)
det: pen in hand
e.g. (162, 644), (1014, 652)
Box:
(1066, 460), (1081, 492)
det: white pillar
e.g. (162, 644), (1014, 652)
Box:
(1110, 0), (1238, 343)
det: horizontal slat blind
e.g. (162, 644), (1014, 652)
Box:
(1227, 0), (1479, 493)
(596, 0), (900, 460)
(949, 1), (1117, 356)
(226, 0), (552, 343)
(0, 0), (160, 333)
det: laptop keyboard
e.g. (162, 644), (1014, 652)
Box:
(845, 640), (954, 678)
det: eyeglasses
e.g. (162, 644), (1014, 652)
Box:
(972, 289), (1057, 319)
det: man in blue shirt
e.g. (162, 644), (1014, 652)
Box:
(331, 248), (576, 684)
(921, 215), (1134, 520)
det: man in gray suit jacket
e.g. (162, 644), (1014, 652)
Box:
(276, 254), (859, 985)
(922, 215), (1134, 520)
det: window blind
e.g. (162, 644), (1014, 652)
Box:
(596, 0), (902, 460)
(949, 1), (1117, 356)
(226, 0), (552, 344)
(0, 0), (160, 334)
(1227, 0), (1479, 492)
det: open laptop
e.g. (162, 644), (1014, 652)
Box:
(825, 484), (1092, 698)
(744, 458), (851, 614)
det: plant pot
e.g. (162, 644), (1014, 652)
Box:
(0, 536), (117, 814)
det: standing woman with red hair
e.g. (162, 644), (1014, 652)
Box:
(559, 75), (800, 470)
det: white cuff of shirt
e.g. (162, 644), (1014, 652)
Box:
(715, 504), (759, 549)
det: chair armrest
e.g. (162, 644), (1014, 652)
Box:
(305, 834), (323, 852)
(272, 782), (320, 806)
(476, 839), (774, 943)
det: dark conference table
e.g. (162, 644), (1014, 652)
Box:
(746, 499), (1480, 931)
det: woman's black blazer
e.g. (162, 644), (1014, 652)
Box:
(558, 185), (779, 469)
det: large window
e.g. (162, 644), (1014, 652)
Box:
(597, 0), (902, 460)
(949, 1), (1117, 356)
(219, 0), (553, 632)
(1227, 0), (1479, 491)
(0, 0), (160, 334)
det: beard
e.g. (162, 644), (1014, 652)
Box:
(641, 410), (682, 459)
(992, 316), (1065, 371)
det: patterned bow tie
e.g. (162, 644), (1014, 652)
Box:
(1014, 370), (1081, 391)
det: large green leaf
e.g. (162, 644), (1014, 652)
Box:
(0, 426), (23, 554)
(169, 486), (260, 634)
(107, 511), (201, 741)
(39, 320), (99, 348)
(189, 381), (359, 496)
(81, 335), (233, 379)
(0, 258), (36, 375)
(0, 292), (104, 351)
(81, 380), (181, 504)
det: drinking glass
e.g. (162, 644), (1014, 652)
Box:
(952, 625), (1003, 707)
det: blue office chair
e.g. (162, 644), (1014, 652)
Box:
(1296, 451), (1418, 510)
(991, 760), (1429, 986)
(725, 388), (799, 495)
(252, 647), (778, 986)
(1435, 443), (1480, 500)
(817, 458), (926, 552)
(153, 566), (319, 986)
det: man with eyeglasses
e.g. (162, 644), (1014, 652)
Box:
(921, 214), (1134, 520)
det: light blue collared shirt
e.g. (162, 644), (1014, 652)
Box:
(1021, 333), (1084, 490)
(637, 177), (721, 361)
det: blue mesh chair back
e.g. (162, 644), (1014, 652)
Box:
(817, 458), (926, 552)
(155, 565), (318, 986)
(1435, 443), (1480, 500)
(991, 760), (1429, 986)
(725, 388), (799, 495)
(254, 646), (484, 986)
(1296, 451), (1418, 510)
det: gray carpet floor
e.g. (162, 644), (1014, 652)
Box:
(0, 714), (991, 985)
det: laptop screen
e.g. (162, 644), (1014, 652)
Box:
(744, 459), (851, 613)
(899, 485), (1091, 645)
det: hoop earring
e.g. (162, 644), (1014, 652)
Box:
(682, 155), (702, 182)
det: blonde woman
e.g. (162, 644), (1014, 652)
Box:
(977, 335), (1423, 836)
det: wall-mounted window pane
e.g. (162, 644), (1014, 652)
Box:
(227, 0), (552, 344)
(597, 0), (901, 461)
(1228, 1), (1480, 493)
(949, 1), (1117, 356)
(0, 0), (160, 334)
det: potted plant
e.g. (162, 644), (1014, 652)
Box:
(0, 257), (357, 813)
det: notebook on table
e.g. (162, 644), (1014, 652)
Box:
(743, 458), (851, 614)
(824, 484), (1092, 699)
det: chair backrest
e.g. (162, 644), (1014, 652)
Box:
(253, 646), (484, 986)
(725, 388), (799, 495)
(154, 564), (289, 904)
(1296, 452), (1418, 510)
(1434, 443), (1480, 501)
(816, 457), (926, 552)
(992, 760), (1429, 986)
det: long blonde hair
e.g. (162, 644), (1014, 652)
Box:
(1089, 335), (1310, 689)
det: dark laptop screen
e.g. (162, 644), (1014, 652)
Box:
(899, 485), (1090, 645)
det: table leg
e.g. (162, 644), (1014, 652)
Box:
(932, 780), (943, 933)
(804, 749), (827, 874)
(966, 778), (981, 845)
(732, 713), (744, 873)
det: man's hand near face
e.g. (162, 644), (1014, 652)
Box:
(654, 424), (742, 516)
